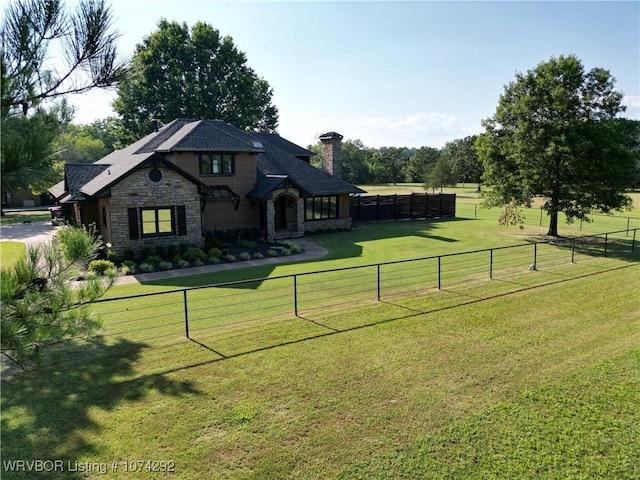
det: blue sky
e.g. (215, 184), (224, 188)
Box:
(67, 0), (639, 148)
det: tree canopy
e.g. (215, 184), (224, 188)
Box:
(114, 19), (279, 138)
(476, 55), (636, 236)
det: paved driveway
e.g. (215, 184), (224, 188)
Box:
(0, 220), (58, 246)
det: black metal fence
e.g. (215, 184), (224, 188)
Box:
(351, 193), (456, 222)
(457, 202), (639, 234)
(89, 228), (638, 362)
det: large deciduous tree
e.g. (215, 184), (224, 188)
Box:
(476, 55), (636, 236)
(406, 146), (440, 183)
(441, 135), (483, 189)
(114, 20), (279, 138)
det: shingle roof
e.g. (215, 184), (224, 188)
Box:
(154, 120), (265, 153)
(64, 164), (110, 200)
(248, 143), (365, 199)
(50, 118), (364, 203)
(250, 132), (313, 157)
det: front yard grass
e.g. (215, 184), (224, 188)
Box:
(0, 241), (25, 267)
(1, 262), (638, 479)
(1, 208), (639, 479)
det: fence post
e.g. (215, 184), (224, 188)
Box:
(393, 194), (398, 220)
(409, 193), (414, 219)
(437, 256), (441, 289)
(377, 264), (381, 301)
(539, 208), (543, 227)
(533, 243), (538, 268)
(294, 275), (299, 317)
(604, 233), (608, 258)
(571, 238), (576, 263)
(376, 195), (380, 221)
(632, 228), (636, 252)
(489, 249), (493, 279)
(183, 290), (190, 339)
(626, 217), (630, 236)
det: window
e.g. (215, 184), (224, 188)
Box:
(305, 196), (338, 221)
(199, 153), (234, 175)
(128, 206), (187, 239)
(141, 208), (173, 235)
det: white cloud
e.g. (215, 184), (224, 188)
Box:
(282, 111), (485, 149)
(622, 95), (640, 119)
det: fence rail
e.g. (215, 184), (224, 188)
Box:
(457, 202), (640, 233)
(89, 228), (638, 360)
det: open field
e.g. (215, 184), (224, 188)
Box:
(2, 213), (639, 479)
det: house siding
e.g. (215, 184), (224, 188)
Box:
(166, 152), (259, 230)
(107, 165), (202, 256)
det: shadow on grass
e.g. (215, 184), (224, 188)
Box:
(1, 337), (200, 480)
(139, 218), (459, 290)
(178, 262), (638, 376)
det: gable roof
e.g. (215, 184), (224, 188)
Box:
(250, 132), (313, 158)
(50, 118), (364, 203)
(248, 141), (365, 199)
(64, 164), (110, 200)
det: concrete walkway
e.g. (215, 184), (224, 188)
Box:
(0, 220), (58, 246)
(115, 238), (328, 285)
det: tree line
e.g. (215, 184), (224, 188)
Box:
(307, 136), (483, 190)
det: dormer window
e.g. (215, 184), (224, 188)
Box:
(199, 153), (235, 176)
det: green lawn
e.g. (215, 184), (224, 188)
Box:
(2, 206), (639, 479)
(0, 211), (51, 225)
(0, 241), (26, 268)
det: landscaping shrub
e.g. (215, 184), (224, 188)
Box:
(176, 259), (190, 268)
(122, 260), (136, 271)
(88, 259), (116, 275)
(138, 262), (154, 273)
(240, 252), (251, 261)
(237, 240), (257, 250)
(172, 255), (184, 264)
(183, 247), (207, 262)
(179, 243), (189, 255)
(158, 261), (173, 271)
(106, 249), (117, 262)
(56, 224), (103, 266)
(208, 247), (222, 259)
(145, 255), (163, 266)
(120, 265), (131, 276)
(140, 247), (152, 259)
(223, 253), (237, 263)
(253, 252), (264, 259)
(267, 249), (278, 257)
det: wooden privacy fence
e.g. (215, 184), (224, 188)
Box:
(350, 193), (456, 222)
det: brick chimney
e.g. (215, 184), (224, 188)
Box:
(319, 131), (343, 178)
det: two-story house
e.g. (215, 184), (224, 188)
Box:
(49, 119), (365, 255)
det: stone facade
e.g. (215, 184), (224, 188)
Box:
(304, 217), (353, 233)
(319, 132), (343, 179)
(105, 165), (202, 257)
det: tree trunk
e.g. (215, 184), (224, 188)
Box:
(547, 209), (559, 236)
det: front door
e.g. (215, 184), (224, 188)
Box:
(275, 196), (287, 230)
